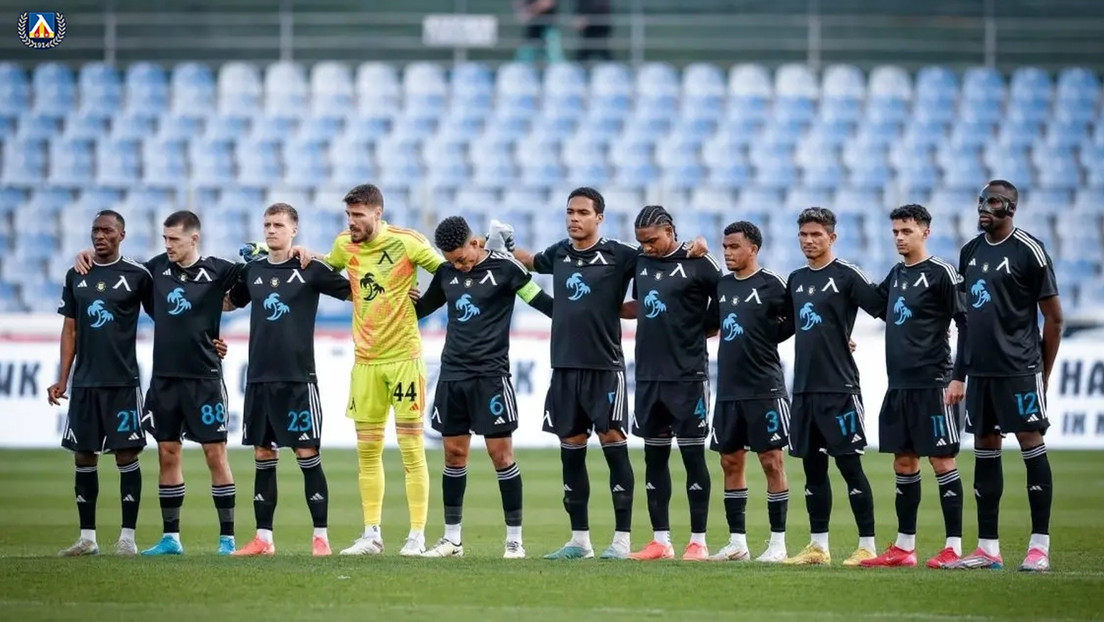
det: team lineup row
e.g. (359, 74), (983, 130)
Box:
(49, 180), (1061, 571)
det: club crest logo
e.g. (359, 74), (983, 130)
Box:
(19, 12), (66, 49)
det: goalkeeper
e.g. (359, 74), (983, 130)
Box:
(290, 185), (445, 556)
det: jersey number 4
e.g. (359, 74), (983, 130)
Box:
(392, 382), (418, 402)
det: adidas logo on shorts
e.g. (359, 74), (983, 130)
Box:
(1026, 414), (1039, 422)
(494, 417), (505, 425)
(299, 433), (310, 441)
(936, 438), (947, 447)
(770, 433), (781, 442)
(851, 434), (862, 443)
(128, 433), (142, 441)
(698, 419), (707, 428)
(217, 424), (227, 432)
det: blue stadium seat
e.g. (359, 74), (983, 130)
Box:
(96, 138), (141, 186)
(48, 138), (94, 185)
(915, 66), (958, 108)
(1009, 67), (1052, 106)
(250, 115), (296, 142)
(1038, 158), (1081, 191)
(143, 137), (189, 186)
(217, 62), (263, 114)
(110, 112), (157, 141)
(32, 62), (76, 118)
(802, 161), (844, 191)
(190, 137), (237, 184)
(309, 62), (353, 115)
(283, 138), (328, 189)
(0, 63), (29, 115)
(1056, 67), (1099, 108)
(1043, 119), (1088, 149)
(1, 137), (47, 184)
(21, 281), (64, 312)
(848, 160), (891, 191)
(472, 153), (517, 188)
(264, 61), (309, 116)
(961, 66), (1005, 108)
(170, 62), (215, 113)
(236, 138), (283, 186)
(897, 160), (940, 195)
(868, 65), (912, 103)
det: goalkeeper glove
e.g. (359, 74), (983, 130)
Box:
(485, 219), (516, 253)
(239, 242), (270, 262)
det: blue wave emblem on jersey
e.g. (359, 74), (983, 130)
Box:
(643, 290), (667, 318)
(85, 299), (114, 328)
(455, 293), (481, 322)
(565, 272), (591, 301)
(722, 312), (743, 341)
(892, 296), (913, 325)
(263, 292), (290, 321)
(166, 287), (192, 315)
(970, 279), (991, 308)
(799, 302), (822, 331)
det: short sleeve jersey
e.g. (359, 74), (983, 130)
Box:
(145, 253), (243, 379)
(324, 222), (445, 365)
(714, 267), (791, 400)
(228, 258), (351, 383)
(532, 237), (639, 370)
(958, 228), (1058, 377)
(58, 258), (153, 388)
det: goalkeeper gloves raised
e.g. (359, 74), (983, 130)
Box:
(485, 219), (516, 253)
(239, 242), (270, 262)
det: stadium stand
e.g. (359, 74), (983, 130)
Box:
(0, 61), (1100, 317)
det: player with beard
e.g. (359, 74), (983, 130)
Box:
(290, 184), (445, 556)
(948, 180), (1062, 572)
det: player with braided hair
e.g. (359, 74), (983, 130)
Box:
(621, 205), (723, 561)
(414, 216), (552, 559)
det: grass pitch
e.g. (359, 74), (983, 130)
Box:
(1, 448), (1103, 621)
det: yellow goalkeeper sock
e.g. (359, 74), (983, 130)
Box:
(355, 424), (386, 528)
(396, 421), (428, 531)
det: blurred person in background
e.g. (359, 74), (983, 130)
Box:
(574, 0), (612, 61)
(516, 0), (564, 62)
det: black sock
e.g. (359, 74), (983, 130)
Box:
(297, 454), (328, 528)
(560, 442), (590, 531)
(496, 462), (523, 528)
(75, 465), (99, 531)
(974, 448), (1003, 540)
(253, 459), (278, 531)
(936, 469), (963, 538)
(117, 459), (141, 530)
(895, 471), (922, 537)
(602, 440), (634, 532)
(643, 439), (672, 531)
(836, 454), (875, 538)
(212, 483), (235, 537)
(442, 464), (468, 534)
(679, 440), (711, 534)
(159, 483), (185, 533)
(1022, 444), (1052, 536)
(724, 488), (748, 534)
(767, 489), (789, 534)
(802, 453), (831, 534)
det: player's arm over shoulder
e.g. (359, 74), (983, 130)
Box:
(506, 254), (553, 318)
(530, 240), (564, 274)
(307, 259), (352, 301)
(396, 227), (445, 273)
(226, 262), (251, 309)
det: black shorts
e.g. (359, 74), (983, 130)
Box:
(145, 376), (229, 444)
(632, 380), (711, 439)
(789, 392), (868, 457)
(243, 382), (323, 449)
(432, 376), (518, 438)
(878, 388), (961, 456)
(542, 368), (628, 438)
(710, 396), (790, 454)
(62, 386), (147, 453)
(965, 374), (1049, 436)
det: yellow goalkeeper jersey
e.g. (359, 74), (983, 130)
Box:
(324, 222), (444, 365)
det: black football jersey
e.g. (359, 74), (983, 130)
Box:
(714, 268), (791, 400)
